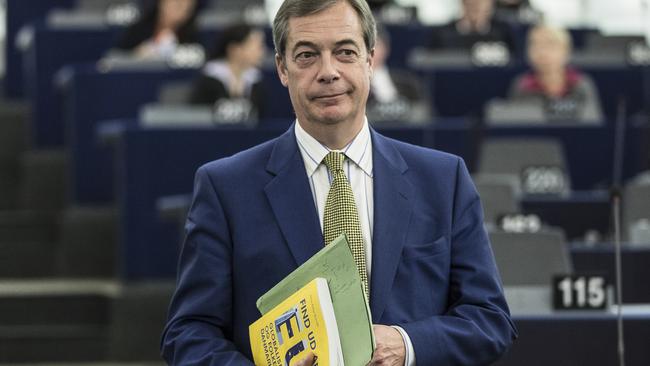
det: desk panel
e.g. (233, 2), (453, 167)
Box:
(116, 126), (286, 279)
(4, 0), (75, 98)
(62, 64), (294, 204)
(571, 244), (650, 304)
(62, 64), (195, 203)
(22, 23), (121, 146)
(522, 191), (610, 240)
(498, 313), (650, 366)
(463, 124), (642, 191)
(424, 66), (648, 119)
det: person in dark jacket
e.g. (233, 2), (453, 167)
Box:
(494, 0), (542, 24)
(367, 24), (432, 124)
(429, 0), (516, 54)
(115, 0), (200, 59)
(189, 23), (267, 121)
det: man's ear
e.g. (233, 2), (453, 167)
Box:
(275, 53), (289, 87)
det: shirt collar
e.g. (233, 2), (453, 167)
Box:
(295, 118), (373, 178)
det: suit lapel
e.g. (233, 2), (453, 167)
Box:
(264, 127), (324, 267)
(263, 127), (413, 320)
(369, 130), (413, 322)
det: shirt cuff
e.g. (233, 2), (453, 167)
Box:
(391, 325), (416, 366)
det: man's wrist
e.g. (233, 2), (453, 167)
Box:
(391, 325), (415, 366)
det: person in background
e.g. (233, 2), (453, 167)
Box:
(494, 0), (542, 24)
(429, 0), (516, 54)
(367, 23), (432, 124)
(114, 0), (200, 59)
(188, 23), (267, 119)
(508, 24), (603, 122)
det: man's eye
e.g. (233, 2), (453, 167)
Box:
(336, 49), (358, 59)
(295, 52), (316, 60)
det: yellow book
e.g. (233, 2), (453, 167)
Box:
(249, 277), (343, 366)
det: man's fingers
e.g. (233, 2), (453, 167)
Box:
(367, 325), (406, 365)
(294, 352), (315, 366)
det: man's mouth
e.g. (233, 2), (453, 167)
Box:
(312, 92), (347, 100)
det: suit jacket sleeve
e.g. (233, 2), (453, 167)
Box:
(161, 166), (254, 365)
(399, 158), (517, 365)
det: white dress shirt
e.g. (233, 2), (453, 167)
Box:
(294, 119), (416, 366)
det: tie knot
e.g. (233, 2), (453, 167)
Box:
(323, 151), (345, 173)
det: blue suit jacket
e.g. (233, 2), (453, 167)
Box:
(161, 126), (517, 365)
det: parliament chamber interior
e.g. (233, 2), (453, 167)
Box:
(0, 0), (649, 364)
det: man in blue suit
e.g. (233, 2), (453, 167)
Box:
(161, 0), (517, 365)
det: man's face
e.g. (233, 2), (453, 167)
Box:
(276, 1), (373, 130)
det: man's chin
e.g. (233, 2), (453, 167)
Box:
(309, 107), (351, 125)
(313, 112), (349, 125)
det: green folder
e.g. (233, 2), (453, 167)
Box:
(256, 234), (375, 365)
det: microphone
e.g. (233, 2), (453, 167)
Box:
(611, 96), (626, 366)
(610, 191), (625, 366)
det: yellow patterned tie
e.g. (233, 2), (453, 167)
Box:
(322, 151), (369, 297)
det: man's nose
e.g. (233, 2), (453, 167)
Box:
(317, 54), (340, 84)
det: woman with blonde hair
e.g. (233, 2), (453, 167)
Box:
(508, 24), (603, 122)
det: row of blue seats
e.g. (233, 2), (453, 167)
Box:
(7, 0), (605, 99)
(10, 13), (432, 102)
(18, 17), (650, 148)
(58, 64), (647, 204)
(30, 51), (650, 154)
(20, 21), (425, 146)
(102, 120), (649, 279)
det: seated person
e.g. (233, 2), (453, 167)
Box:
(113, 0), (200, 59)
(367, 24), (432, 124)
(189, 24), (267, 122)
(508, 24), (603, 123)
(429, 0), (516, 55)
(494, 0), (542, 24)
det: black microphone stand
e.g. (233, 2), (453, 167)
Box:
(611, 97), (626, 366)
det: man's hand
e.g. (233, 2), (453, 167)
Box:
(367, 324), (406, 366)
(294, 352), (315, 366)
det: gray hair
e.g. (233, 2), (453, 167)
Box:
(272, 0), (376, 59)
